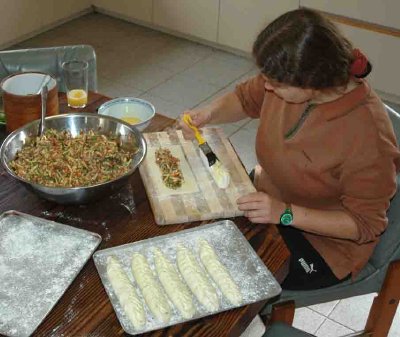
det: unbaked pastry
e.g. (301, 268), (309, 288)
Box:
(147, 146), (199, 196)
(131, 252), (171, 323)
(198, 239), (242, 306)
(153, 248), (196, 319)
(199, 150), (230, 189)
(176, 244), (219, 312)
(106, 256), (146, 330)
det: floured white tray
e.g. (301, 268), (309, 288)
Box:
(93, 220), (281, 335)
(0, 210), (102, 337)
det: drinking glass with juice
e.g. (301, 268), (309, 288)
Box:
(62, 61), (89, 108)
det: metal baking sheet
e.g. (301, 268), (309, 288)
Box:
(93, 220), (281, 335)
(0, 210), (102, 337)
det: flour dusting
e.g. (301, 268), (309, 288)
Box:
(0, 212), (101, 337)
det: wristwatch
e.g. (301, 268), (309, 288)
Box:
(280, 203), (293, 226)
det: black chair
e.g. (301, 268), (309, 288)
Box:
(0, 45), (97, 92)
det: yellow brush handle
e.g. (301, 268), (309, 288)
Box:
(183, 114), (206, 145)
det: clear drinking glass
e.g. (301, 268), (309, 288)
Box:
(62, 60), (89, 108)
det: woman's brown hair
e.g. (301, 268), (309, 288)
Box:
(253, 8), (371, 89)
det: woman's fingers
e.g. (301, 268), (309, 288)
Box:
(178, 111), (197, 139)
(237, 192), (267, 209)
(237, 192), (274, 224)
(237, 201), (263, 211)
(178, 110), (209, 140)
(244, 209), (266, 218)
(237, 192), (263, 204)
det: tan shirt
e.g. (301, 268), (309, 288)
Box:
(235, 74), (400, 279)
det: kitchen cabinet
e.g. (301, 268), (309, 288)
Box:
(93, 0), (152, 23)
(337, 22), (400, 97)
(300, 0), (400, 30)
(218, 0), (298, 53)
(84, 0), (400, 99)
(299, 1), (400, 98)
(153, 0), (219, 42)
(0, 0), (91, 48)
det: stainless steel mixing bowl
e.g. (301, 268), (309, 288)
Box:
(0, 113), (147, 204)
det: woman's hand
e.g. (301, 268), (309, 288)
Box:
(238, 192), (360, 240)
(177, 92), (248, 140)
(237, 192), (284, 224)
(178, 109), (212, 140)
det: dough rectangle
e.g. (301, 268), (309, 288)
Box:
(146, 145), (200, 196)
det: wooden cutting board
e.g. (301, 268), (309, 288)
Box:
(139, 128), (256, 225)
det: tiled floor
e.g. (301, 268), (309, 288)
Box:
(9, 12), (400, 337)
(12, 13), (260, 172)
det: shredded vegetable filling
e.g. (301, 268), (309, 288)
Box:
(9, 129), (138, 187)
(155, 148), (184, 189)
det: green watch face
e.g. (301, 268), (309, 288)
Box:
(280, 209), (293, 226)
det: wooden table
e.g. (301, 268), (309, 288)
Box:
(0, 92), (290, 337)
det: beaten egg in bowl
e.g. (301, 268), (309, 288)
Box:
(98, 97), (155, 131)
(121, 116), (142, 125)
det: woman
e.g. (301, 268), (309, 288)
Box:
(179, 8), (400, 290)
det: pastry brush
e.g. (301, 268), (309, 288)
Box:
(183, 113), (218, 167)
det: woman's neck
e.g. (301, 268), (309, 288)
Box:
(310, 79), (360, 105)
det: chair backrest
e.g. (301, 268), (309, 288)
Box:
(370, 104), (400, 268)
(0, 45), (97, 92)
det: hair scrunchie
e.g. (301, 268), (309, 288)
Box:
(350, 49), (369, 77)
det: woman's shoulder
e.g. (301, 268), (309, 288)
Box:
(343, 87), (399, 160)
(352, 89), (396, 140)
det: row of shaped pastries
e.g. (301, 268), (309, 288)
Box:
(106, 239), (242, 330)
